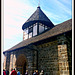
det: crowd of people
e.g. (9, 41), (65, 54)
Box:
(3, 68), (20, 75)
(3, 68), (45, 75)
(33, 70), (44, 75)
(3, 69), (9, 75)
(24, 69), (44, 75)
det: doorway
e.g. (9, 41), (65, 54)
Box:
(23, 63), (26, 75)
(15, 54), (27, 75)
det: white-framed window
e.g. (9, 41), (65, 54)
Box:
(33, 24), (37, 36)
(29, 32), (32, 38)
(24, 28), (28, 40)
(24, 28), (28, 34)
(45, 26), (48, 30)
(39, 23), (44, 33)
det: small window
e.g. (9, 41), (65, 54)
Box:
(39, 25), (44, 33)
(45, 26), (48, 30)
(28, 27), (33, 33)
(39, 23), (42, 26)
(29, 32), (32, 38)
(33, 24), (37, 36)
(24, 28), (28, 34)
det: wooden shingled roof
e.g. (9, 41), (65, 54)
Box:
(22, 6), (54, 30)
(4, 19), (72, 52)
(26, 6), (51, 22)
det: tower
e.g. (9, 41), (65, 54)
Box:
(22, 6), (54, 40)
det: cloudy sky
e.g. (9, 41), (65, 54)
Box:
(3, 0), (72, 51)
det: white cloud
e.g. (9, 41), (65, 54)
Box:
(60, 0), (72, 5)
(41, 0), (72, 25)
(3, 0), (37, 51)
(4, 0), (36, 39)
(54, 0), (72, 15)
(43, 9), (68, 25)
(4, 25), (22, 39)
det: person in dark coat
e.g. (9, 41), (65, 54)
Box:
(6, 69), (9, 75)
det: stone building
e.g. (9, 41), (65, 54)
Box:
(3, 6), (72, 75)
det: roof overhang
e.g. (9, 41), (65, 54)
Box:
(22, 20), (54, 30)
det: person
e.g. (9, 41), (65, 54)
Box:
(40, 70), (44, 75)
(3, 69), (6, 75)
(10, 68), (17, 75)
(33, 70), (37, 75)
(25, 70), (28, 75)
(36, 70), (39, 75)
(17, 69), (20, 75)
(6, 69), (9, 75)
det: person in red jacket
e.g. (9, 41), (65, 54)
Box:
(3, 69), (6, 75)
(10, 68), (17, 75)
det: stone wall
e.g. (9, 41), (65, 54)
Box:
(3, 32), (72, 75)
(3, 52), (10, 70)
(35, 34), (71, 75)
(5, 47), (38, 75)
(37, 40), (59, 75)
(58, 45), (69, 75)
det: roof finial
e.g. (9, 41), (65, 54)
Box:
(38, 0), (40, 7)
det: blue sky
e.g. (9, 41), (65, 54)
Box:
(4, 0), (72, 51)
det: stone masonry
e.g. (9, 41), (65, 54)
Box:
(3, 32), (72, 75)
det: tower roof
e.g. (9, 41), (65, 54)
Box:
(22, 6), (54, 30)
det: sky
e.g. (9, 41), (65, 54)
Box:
(3, 0), (72, 51)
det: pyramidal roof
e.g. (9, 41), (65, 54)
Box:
(26, 6), (51, 22)
(22, 6), (54, 30)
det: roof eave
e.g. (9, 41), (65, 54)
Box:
(22, 20), (54, 30)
